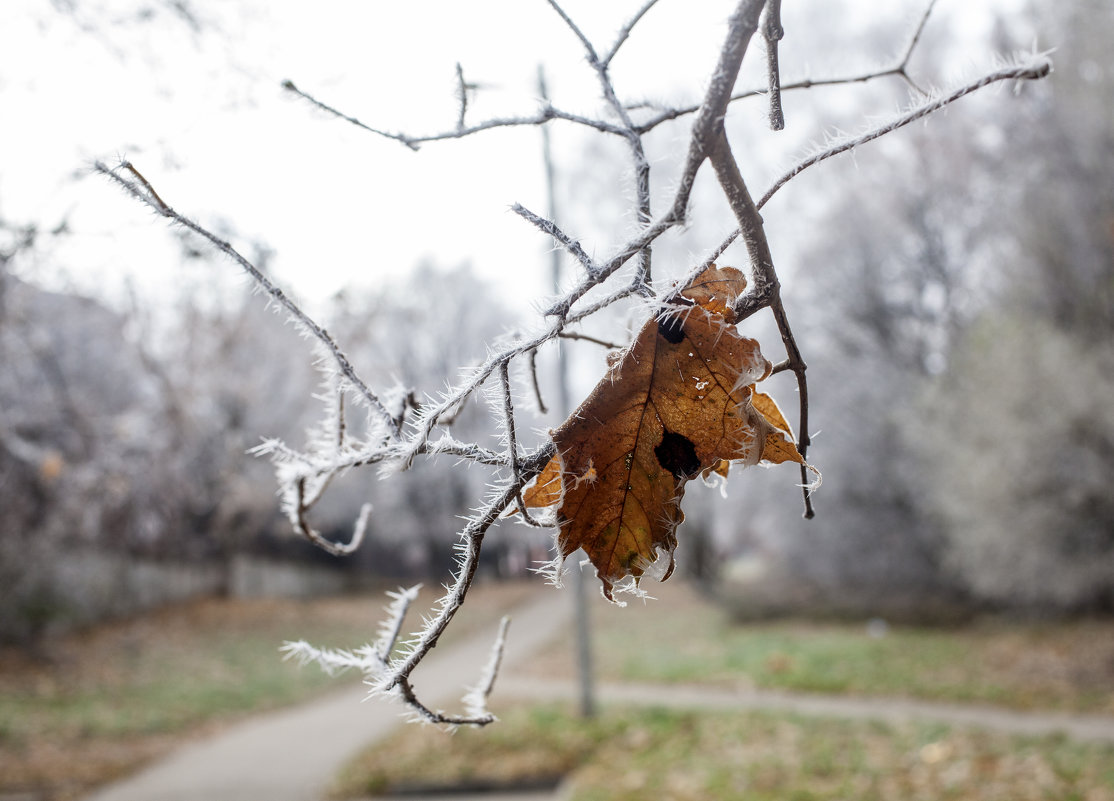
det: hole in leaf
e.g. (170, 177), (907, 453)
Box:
(658, 316), (685, 344)
(655, 430), (701, 480)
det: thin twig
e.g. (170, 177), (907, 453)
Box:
(94, 160), (402, 439)
(375, 586), (419, 664)
(377, 455), (551, 700)
(254, 436), (509, 481)
(455, 62), (468, 131)
(293, 481), (371, 555)
(564, 280), (644, 326)
(602, 0), (661, 67)
(632, 0), (942, 134)
(699, 229), (741, 271)
(511, 203), (598, 277)
(755, 59), (1052, 211)
(894, 0), (939, 95)
(282, 80), (420, 151)
(762, 0), (785, 130)
(463, 616), (511, 718)
(500, 361), (544, 528)
(543, 0), (598, 64)
(527, 348), (547, 414)
(559, 331), (624, 350)
(283, 80), (628, 147)
(546, 0), (655, 287)
(770, 301), (814, 518)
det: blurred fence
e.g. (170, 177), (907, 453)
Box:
(5, 550), (353, 642)
(226, 554), (350, 599)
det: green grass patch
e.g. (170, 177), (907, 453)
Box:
(331, 702), (1114, 801)
(522, 581), (1114, 713)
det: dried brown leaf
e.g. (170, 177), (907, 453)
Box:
(526, 265), (815, 599)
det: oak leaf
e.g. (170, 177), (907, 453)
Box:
(527, 265), (814, 600)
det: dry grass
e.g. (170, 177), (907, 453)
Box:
(331, 702), (1114, 801)
(0, 579), (538, 801)
(519, 580), (1114, 713)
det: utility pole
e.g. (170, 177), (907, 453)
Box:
(538, 65), (596, 719)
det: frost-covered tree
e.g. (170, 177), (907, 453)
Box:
(97, 0), (1049, 722)
(725, 0), (1114, 617)
(913, 0), (1114, 612)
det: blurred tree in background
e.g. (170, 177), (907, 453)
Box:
(717, 0), (1113, 618)
(915, 1), (1114, 611)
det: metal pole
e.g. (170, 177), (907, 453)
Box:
(538, 65), (596, 719)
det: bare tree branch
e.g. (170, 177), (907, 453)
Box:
(99, 0), (1050, 724)
(705, 120), (813, 516)
(500, 361), (545, 528)
(669, 0), (766, 223)
(454, 62), (469, 131)
(511, 203), (599, 278)
(282, 79), (628, 147)
(762, 0), (786, 130)
(374, 457), (550, 725)
(754, 57), (1052, 211)
(292, 485), (370, 556)
(894, 0), (939, 95)
(559, 331), (624, 350)
(545, 0), (656, 286)
(94, 160), (403, 439)
(632, 0), (942, 134)
(602, 0), (662, 68)
(527, 347), (547, 414)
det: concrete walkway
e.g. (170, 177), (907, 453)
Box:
(498, 677), (1114, 743)
(82, 591), (571, 801)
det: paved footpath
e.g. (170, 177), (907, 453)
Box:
(82, 591), (572, 801)
(497, 678), (1114, 744)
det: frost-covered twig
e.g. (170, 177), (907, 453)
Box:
(699, 57), (1052, 306)
(461, 616), (510, 720)
(93, 160), (401, 439)
(500, 362), (544, 528)
(762, 0), (785, 130)
(291, 481), (369, 557)
(511, 203), (598, 278)
(281, 80), (628, 147)
(632, 0), (941, 133)
(602, 0), (661, 68)
(559, 331), (624, 350)
(527, 348), (547, 415)
(545, 0), (656, 285)
(377, 463), (548, 726)
(281, 586), (419, 676)
(754, 56), (1053, 211)
(282, 585), (512, 727)
(454, 62), (469, 132)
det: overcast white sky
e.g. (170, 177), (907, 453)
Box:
(1, 0), (1029, 312)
